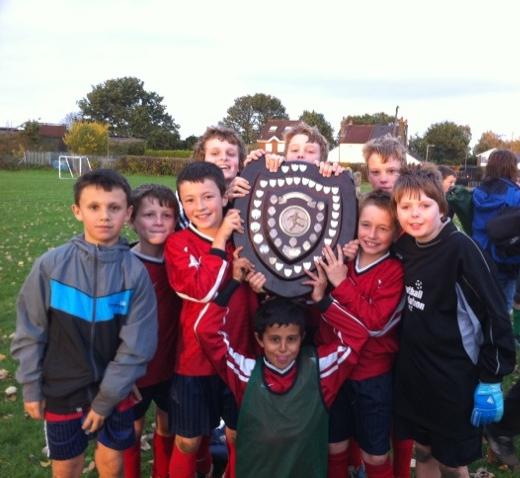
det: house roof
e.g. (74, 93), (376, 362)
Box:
(339, 124), (396, 144)
(38, 123), (66, 138)
(258, 119), (300, 141)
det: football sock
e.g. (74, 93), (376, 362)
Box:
(392, 437), (414, 478)
(122, 439), (141, 478)
(196, 435), (212, 475)
(364, 458), (393, 478)
(224, 436), (236, 478)
(347, 440), (363, 468)
(327, 449), (348, 478)
(152, 432), (174, 478)
(169, 443), (196, 478)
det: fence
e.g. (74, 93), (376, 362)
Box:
(22, 151), (117, 168)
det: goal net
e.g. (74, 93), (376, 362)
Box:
(58, 155), (92, 179)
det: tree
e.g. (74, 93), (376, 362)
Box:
(77, 77), (180, 149)
(64, 121), (108, 155)
(223, 93), (288, 144)
(299, 110), (336, 147)
(409, 121), (471, 165)
(343, 112), (395, 125)
(21, 120), (41, 149)
(473, 131), (506, 155)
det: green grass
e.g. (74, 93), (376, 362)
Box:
(0, 169), (518, 476)
(0, 169), (175, 477)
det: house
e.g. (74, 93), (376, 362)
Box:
(328, 119), (419, 164)
(257, 119), (300, 154)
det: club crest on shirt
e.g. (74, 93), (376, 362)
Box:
(406, 280), (425, 311)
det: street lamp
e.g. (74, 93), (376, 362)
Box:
(426, 144), (435, 162)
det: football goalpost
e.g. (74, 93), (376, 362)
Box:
(58, 155), (92, 179)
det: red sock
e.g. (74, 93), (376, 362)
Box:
(327, 450), (348, 478)
(347, 440), (363, 468)
(196, 435), (212, 475)
(123, 440), (141, 478)
(152, 433), (174, 478)
(224, 437), (236, 478)
(169, 443), (197, 478)
(364, 459), (393, 478)
(392, 437), (413, 478)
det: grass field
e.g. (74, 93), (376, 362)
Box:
(0, 169), (518, 477)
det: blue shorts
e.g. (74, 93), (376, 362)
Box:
(329, 372), (392, 455)
(169, 374), (238, 438)
(394, 414), (482, 467)
(133, 379), (172, 420)
(44, 401), (135, 460)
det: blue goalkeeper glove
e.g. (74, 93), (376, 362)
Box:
(471, 382), (504, 427)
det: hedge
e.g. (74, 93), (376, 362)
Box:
(144, 149), (192, 158)
(114, 156), (192, 176)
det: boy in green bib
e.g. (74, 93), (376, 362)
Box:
(194, 254), (368, 477)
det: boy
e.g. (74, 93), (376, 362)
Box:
(123, 184), (181, 478)
(194, 250), (369, 478)
(245, 122), (342, 177)
(11, 169), (158, 478)
(193, 125), (250, 200)
(317, 191), (404, 478)
(363, 134), (407, 193)
(164, 162), (257, 478)
(392, 165), (515, 477)
(176, 126), (250, 230)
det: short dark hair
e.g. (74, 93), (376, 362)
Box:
(73, 169), (131, 206)
(176, 161), (226, 197)
(392, 164), (448, 216)
(254, 297), (306, 338)
(484, 149), (518, 181)
(437, 165), (456, 180)
(130, 184), (178, 221)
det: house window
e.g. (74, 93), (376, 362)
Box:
(278, 143), (285, 153)
(265, 143), (273, 152)
(269, 125), (277, 133)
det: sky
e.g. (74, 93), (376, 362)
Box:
(1, 0), (519, 146)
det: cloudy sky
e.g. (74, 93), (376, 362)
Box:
(1, 0), (519, 145)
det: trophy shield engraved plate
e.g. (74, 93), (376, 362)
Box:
(233, 160), (357, 298)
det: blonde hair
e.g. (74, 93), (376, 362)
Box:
(284, 122), (329, 163)
(363, 134), (407, 166)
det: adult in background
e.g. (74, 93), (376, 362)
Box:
(472, 149), (520, 312)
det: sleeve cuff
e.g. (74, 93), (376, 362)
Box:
(316, 295), (333, 312)
(22, 381), (43, 402)
(215, 279), (241, 306)
(209, 248), (227, 259)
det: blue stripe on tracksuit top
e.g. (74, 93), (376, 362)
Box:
(50, 279), (133, 322)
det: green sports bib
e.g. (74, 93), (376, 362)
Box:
(236, 346), (328, 478)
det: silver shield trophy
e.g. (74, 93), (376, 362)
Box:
(234, 160), (357, 298)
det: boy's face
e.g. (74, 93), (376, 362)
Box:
(357, 204), (395, 262)
(204, 137), (240, 183)
(367, 154), (402, 192)
(255, 323), (302, 370)
(442, 174), (456, 193)
(131, 196), (176, 250)
(396, 191), (443, 243)
(178, 179), (227, 236)
(286, 134), (321, 164)
(72, 185), (131, 246)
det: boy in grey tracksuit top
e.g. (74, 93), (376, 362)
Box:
(11, 169), (158, 475)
